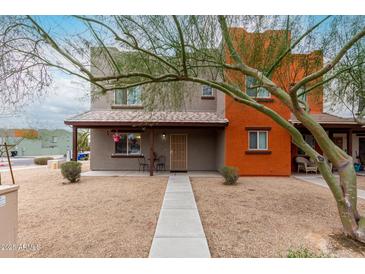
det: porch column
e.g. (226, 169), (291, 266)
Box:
(347, 128), (353, 156)
(72, 126), (78, 161)
(149, 128), (154, 176)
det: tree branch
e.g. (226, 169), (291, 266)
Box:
(26, 16), (94, 80)
(73, 16), (180, 74)
(291, 27), (365, 93)
(172, 15), (188, 76)
(266, 16), (331, 77)
(298, 61), (365, 97)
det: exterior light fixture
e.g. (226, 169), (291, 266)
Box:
(162, 133), (166, 141)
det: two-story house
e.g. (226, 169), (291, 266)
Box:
(65, 27), (365, 176)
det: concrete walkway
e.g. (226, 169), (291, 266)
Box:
(149, 175), (211, 258)
(294, 175), (365, 200)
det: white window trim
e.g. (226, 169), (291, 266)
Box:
(245, 76), (271, 99)
(114, 89), (142, 106)
(248, 130), (269, 151)
(201, 85), (214, 97)
(115, 133), (142, 155)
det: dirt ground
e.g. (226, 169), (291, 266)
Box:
(1, 162), (167, 257)
(191, 176), (365, 258)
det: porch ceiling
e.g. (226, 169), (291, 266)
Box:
(64, 110), (228, 128)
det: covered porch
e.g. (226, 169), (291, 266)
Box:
(65, 110), (228, 176)
(290, 113), (365, 171)
(80, 170), (222, 177)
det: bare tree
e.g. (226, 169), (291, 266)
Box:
(1, 15), (365, 242)
(325, 17), (365, 122)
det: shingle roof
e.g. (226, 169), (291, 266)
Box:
(65, 110), (228, 127)
(289, 112), (356, 125)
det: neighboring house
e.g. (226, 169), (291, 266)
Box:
(65, 27), (365, 175)
(2, 129), (72, 157)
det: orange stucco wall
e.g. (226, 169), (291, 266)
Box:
(290, 51), (324, 114)
(225, 95), (292, 176)
(224, 28), (323, 176)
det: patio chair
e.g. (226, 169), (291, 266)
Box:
(156, 155), (166, 171)
(138, 156), (149, 172)
(295, 156), (318, 174)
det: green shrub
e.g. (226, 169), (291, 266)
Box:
(219, 166), (239, 185)
(34, 157), (53, 165)
(287, 247), (325, 258)
(61, 161), (82, 183)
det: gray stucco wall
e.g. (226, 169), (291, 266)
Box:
(90, 127), (222, 171)
(215, 128), (225, 170)
(88, 48), (227, 172)
(90, 47), (222, 113)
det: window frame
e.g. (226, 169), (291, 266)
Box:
(114, 133), (142, 156)
(201, 85), (214, 97)
(245, 76), (271, 99)
(114, 87), (142, 106)
(248, 130), (269, 151)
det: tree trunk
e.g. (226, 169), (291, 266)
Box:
(335, 161), (365, 242)
(293, 109), (365, 243)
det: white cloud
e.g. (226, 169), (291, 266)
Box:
(0, 73), (90, 130)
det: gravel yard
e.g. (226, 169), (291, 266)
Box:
(191, 176), (365, 258)
(1, 162), (167, 257)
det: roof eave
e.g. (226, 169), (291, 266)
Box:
(64, 120), (229, 128)
(290, 121), (357, 125)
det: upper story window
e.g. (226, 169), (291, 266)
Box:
(202, 85), (214, 97)
(248, 130), (268, 150)
(114, 87), (142, 106)
(245, 76), (270, 99)
(51, 136), (57, 143)
(115, 133), (142, 155)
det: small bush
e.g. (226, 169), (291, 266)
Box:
(34, 157), (53, 165)
(61, 161), (82, 183)
(219, 166), (239, 185)
(287, 247), (325, 258)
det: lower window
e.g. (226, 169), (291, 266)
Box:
(115, 133), (142, 155)
(248, 131), (268, 150)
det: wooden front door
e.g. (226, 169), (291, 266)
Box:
(170, 134), (187, 171)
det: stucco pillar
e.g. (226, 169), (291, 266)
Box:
(347, 128), (353, 156)
(72, 126), (78, 161)
(149, 128), (154, 176)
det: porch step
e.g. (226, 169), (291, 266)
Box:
(149, 175), (211, 258)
